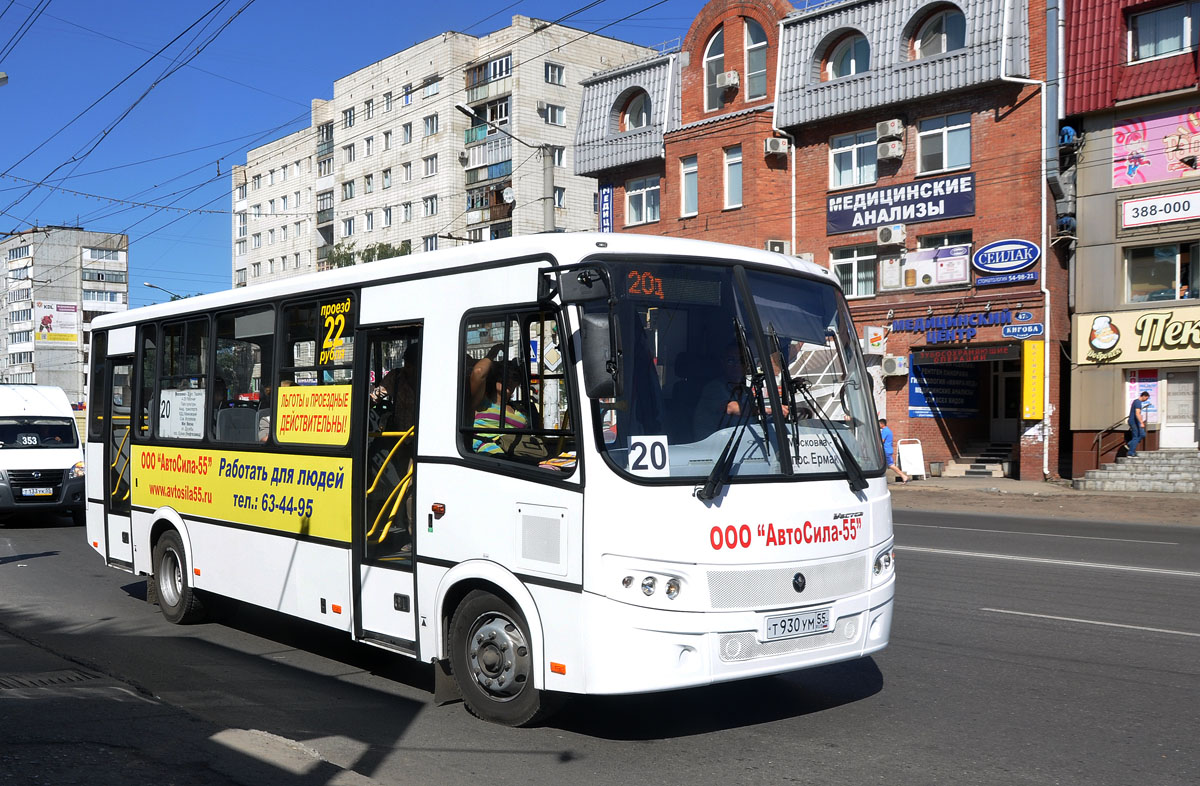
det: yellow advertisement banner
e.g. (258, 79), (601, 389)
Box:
(274, 384), (352, 446)
(1022, 340), (1045, 420)
(131, 446), (351, 542)
(1074, 304), (1200, 365)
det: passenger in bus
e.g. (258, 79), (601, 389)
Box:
(372, 344), (419, 433)
(470, 359), (529, 455)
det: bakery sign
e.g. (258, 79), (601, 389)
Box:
(1074, 304), (1200, 364)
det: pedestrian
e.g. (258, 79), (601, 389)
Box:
(1127, 390), (1150, 458)
(879, 418), (909, 484)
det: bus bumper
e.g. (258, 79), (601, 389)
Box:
(573, 575), (893, 695)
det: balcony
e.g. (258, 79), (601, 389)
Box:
(317, 139), (334, 157)
(318, 245), (332, 261)
(465, 160), (513, 185)
(317, 208), (334, 225)
(464, 125), (488, 145)
(465, 75), (511, 104)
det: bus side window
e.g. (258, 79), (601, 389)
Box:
(136, 327), (157, 439)
(460, 308), (575, 472)
(212, 307), (274, 443)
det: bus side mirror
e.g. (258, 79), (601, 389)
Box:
(580, 312), (621, 398)
(558, 268), (610, 304)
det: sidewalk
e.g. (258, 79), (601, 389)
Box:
(886, 473), (1200, 525)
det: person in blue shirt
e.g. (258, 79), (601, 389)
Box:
(879, 418), (909, 483)
(1127, 391), (1150, 458)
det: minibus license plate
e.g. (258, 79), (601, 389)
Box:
(763, 608), (830, 641)
(22, 487), (53, 497)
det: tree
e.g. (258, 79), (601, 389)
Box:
(359, 241), (411, 263)
(324, 241), (357, 268)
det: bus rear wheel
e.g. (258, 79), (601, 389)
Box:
(449, 590), (557, 726)
(152, 530), (205, 624)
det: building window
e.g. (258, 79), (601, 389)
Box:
(236, 211), (247, 237)
(384, 92), (393, 111)
(268, 229), (275, 245)
(365, 173), (374, 193)
(915, 9), (967, 59)
(269, 199), (276, 214)
(402, 123), (412, 144)
(403, 162), (412, 182)
(830, 129), (878, 188)
(403, 84), (412, 105)
(252, 203), (261, 218)
(704, 28), (725, 111)
(423, 78), (440, 98)
(7, 245), (30, 261)
(423, 195), (438, 216)
(251, 262), (261, 277)
(343, 217), (355, 237)
(423, 155), (438, 177)
(318, 157), (333, 177)
(382, 168), (392, 189)
(553, 187), (566, 208)
(281, 165), (288, 182)
(236, 184), (247, 200)
(919, 231), (972, 249)
(383, 130), (392, 150)
(551, 146), (565, 167)
(832, 246), (877, 298)
(745, 19), (768, 100)
(681, 155), (698, 216)
(343, 108), (355, 128)
(918, 111), (971, 173)
(724, 145), (743, 209)
(828, 34), (869, 79)
(280, 225), (288, 241)
(81, 291), (123, 303)
(365, 136), (374, 156)
(343, 144), (355, 164)
(423, 235), (438, 252)
(545, 61), (565, 84)
(403, 202), (412, 222)
(235, 240), (246, 256)
(624, 91), (651, 130)
(364, 99), (374, 120)
(252, 174), (261, 190)
(317, 191), (334, 211)
(489, 54), (512, 81)
(280, 195), (288, 211)
(365, 211), (374, 231)
(625, 176), (660, 225)
(545, 104), (565, 126)
(383, 207), (392, 227)
(9, 330), (32, 343)
(424, 114), (439, 136)
(268, 169), (275, 185)
(486, 98), (509, 128)
(1130, 3), (1192, 62)
(1126, 243), (1198, 302)
(342, 180), (355, 200)
(268, 258), (275, 275)
(252, 233), (261, 249)
(89, 247), (121, 260)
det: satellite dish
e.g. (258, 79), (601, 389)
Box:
(502, 187), (515, 204)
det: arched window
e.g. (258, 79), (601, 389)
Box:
(915, 9), (966, 59)
(828, 34), (870, 79)
(704, 28), (725, 111)
(745, 19), (768, 100)
(625, 91), (651, 130)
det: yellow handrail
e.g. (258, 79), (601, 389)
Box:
(365, 465), (413, 542)
(365, 428), (414, 494)
(109, 427), (131, 469)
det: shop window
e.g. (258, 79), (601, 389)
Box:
(1126, 243), (1198, 302)
(460, 309), (575, 473)
(830, 129), (877, 188)
(827, 34), (870, 80)
(914, 8), (966, 59)
(918, 111), (971, 174)
(832, 245), (877, 298)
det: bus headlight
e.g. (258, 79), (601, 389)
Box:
(641, 576), (656, 596)
(70, 461), (86, 479)
(665, 577), (681, 600)
(872, 545), (895, 585)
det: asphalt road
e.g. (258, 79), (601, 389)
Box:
(1, 509), (1197, 786)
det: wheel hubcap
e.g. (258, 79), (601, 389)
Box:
(159, 550), (182, 607)
(467, 614), (531, 699)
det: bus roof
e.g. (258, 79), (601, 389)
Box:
(97, 233), (836, 330)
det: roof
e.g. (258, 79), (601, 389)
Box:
(574, 54), (680, 176)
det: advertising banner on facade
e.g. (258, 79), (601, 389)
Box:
(1073, 305), (1200, 365)
(33, 302), (80, 347)
(1126, 369), (1160, 425)
(908, 363), (980, 418)
(1112, 105), (1200, 188)
(1021, 340), (1045, 420)
(826, 173), (976, 234)
(599, 185), (614, 232)
(879, 244), (971, 291)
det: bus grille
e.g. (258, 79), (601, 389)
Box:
(707, 555), (867, 610)
(7, 469), (66, 503)
(718, 613), (864, 662)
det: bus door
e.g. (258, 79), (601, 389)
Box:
(355, 326), (421, 651)
(103, 355), (135, 568)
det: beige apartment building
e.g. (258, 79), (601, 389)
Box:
(231, 16), (653, 287)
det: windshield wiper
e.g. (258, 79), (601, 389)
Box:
(790, 377), (869, 493)
(697, 318), (765, 502)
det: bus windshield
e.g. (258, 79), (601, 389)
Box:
(588, 260), (884, 483)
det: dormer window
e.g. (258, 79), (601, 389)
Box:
(624, 91), (651, 130)
(704, 28), (725, 111)
(827, 34), (869, 79)
(1129, 3), (1192, 62)
(745, 19), (768, 100)
(914, 9), (966, 59)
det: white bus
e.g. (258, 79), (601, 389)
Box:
(86, 233), (894, 725)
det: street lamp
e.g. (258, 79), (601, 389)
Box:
(454, 103), (555, 233)
(143, 281), (183, 301)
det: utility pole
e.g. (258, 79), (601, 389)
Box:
(455, 103), (555, 233)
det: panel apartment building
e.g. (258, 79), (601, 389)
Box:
(231, 16), (652, 287)
(0, 226), (129, 406)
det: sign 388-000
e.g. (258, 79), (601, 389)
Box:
(1121, 190), (1200, 228)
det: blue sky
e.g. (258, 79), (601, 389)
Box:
(0, 0), (707, 307)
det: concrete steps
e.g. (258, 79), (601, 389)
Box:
(940, 442), (1012, 478)
(1073, 450), (1200, 492)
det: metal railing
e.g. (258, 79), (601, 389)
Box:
(1090, 418), (1129, 468)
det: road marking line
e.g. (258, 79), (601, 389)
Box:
(982, 608), (1200, 639)
(896, 546), (1200, 578)
(894, 522), (1175, 546)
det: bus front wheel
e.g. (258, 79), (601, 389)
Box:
(152, 530), (205, 624)
(449, 590), (557, 726)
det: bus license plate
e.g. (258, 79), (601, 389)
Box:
(763, 608), (831, 642)
(21, 487), (53, 497)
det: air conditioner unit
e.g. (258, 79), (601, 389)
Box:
(536, 100), (547, 112)
(715, 70), (740, 88)
(765, 239), (791, 254)
(876, 118), (905, 140)
(764, 137), (790, 155)
(877, 140), (905, 160)
(882, 354), (909, 377)
(876, 224), (906, 245)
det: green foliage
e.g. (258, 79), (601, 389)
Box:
(325, 241), (357, 268)
(359, 241), (411, 263)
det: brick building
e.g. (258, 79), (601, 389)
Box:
(576, 0), (1071, 479)
(1065, 0), (1200, 474)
